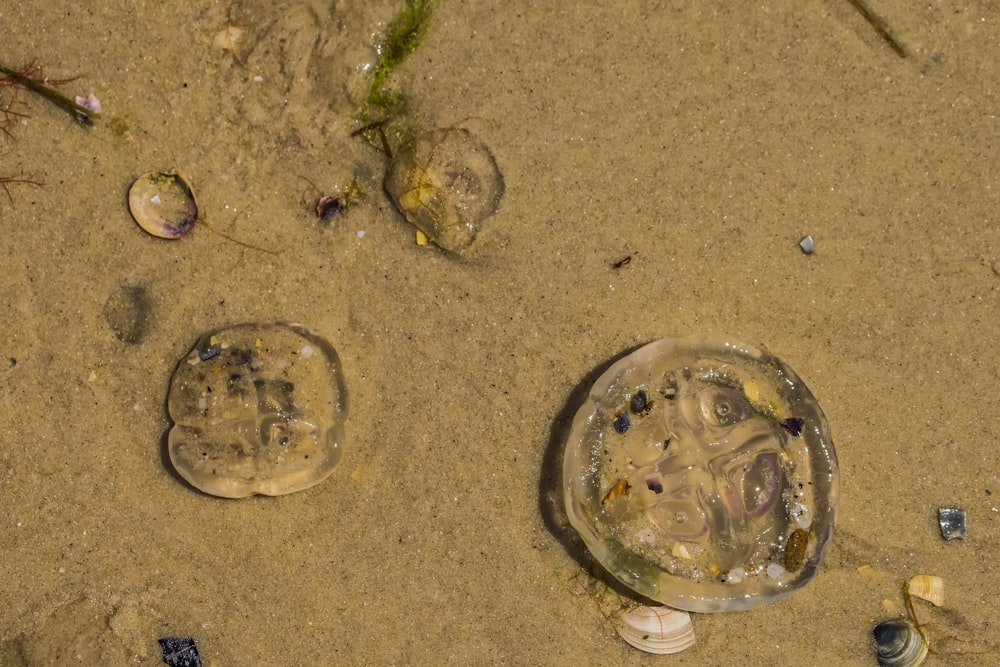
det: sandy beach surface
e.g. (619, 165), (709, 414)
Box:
(1, 1), (997, 664)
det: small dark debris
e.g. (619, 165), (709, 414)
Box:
(228, 348), (253, 366)
(612, 411), (630, 434)
(663, 380), (678, 400)
(317, 194), (347, 219)
(612, 255), (632, 269)
(937, 507), (967, 540)
(8, 357), (15, 367)
(158, 636), (202, 667)
(646, 478), (664, 494)
(629, 390), (648, 415)
(663, 437), (671, 449)
(780, 417), (805, 436)
(197, 346), (220, 361)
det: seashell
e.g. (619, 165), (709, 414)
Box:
(167, 323), (348, 497)
(383, 126), (504, 253)
(563, 335), (838, 612)
(907, 575), (944, 607)
(872, 619), (927, 667)
(128, 170), (199, 239)
(671, 541), (693, 560)
(615, 605), (695, 655)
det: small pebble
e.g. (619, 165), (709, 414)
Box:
(937, 507), (967, 540)
(799, 235), (815, 255)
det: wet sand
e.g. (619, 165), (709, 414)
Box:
(1, 1), (998, 664)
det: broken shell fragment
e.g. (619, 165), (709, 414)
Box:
(937, 507), (967, 540)
(128, 171), (199, 239)
(907, 575), (944, 607)
(384, 126), (504, 253)
(615, 605), (695, 655)
(872, 619), (927, 667)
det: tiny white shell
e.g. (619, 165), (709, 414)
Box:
(907, 575), (944, 607)
(671, 541), (693, 560)
(615, 605), (695, 655)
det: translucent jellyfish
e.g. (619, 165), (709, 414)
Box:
(167, 323), (348, 498)
(563, 335), (838, 612)
(384, 126), (505, 253)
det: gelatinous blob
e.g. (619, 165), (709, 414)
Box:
(167, 323), (348, 498)
(563, 335), (838, 612)
(383, 126), (504, 253)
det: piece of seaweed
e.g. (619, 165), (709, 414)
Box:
(0, 62), (99, 123)
(363, 0), (435, 123)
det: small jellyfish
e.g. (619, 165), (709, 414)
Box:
(563, 335), (838, 612)
(383, 126), (504, 253)
(167, 323), (348, 498)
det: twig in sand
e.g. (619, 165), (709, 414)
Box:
(845, 0), (907, 58)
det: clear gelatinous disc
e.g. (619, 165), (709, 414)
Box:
(168, 322), (348, 498)
(564, 335), (838, 612)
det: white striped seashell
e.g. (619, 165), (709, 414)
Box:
(907, 575), (944, 607)
(873, 619), (927, 667)
(615, 605), (695, 655)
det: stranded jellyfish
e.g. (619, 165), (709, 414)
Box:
(563, 335), (838, 612)
(167, 323), (348, 498)
(384, 126), (505, 253)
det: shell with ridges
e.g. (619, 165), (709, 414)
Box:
(615, 605), (695, 655)
(873, 619), (927, 667)
(907, 574), (944, 607)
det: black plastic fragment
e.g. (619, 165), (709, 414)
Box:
(937, 507), (967, 540)
(159, 637), (202, 667)
(780, 417), (805, 437)
(612, 411), (630, 434)
(197, 343), (221, 361)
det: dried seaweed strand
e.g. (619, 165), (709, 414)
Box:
(0, 175), (44, 207)
(0, 62), (99, 123)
